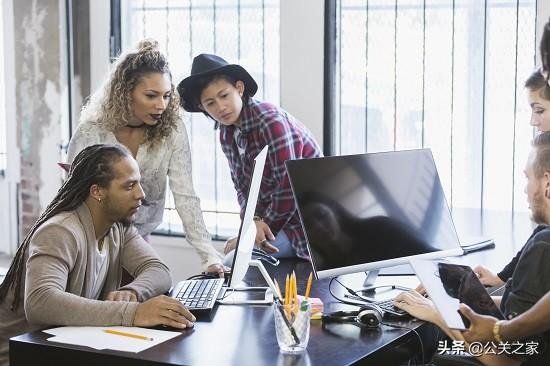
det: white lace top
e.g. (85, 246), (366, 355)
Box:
(67, 118), (223, 269)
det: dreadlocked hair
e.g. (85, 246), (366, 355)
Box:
(80, 38), (180, 148)
(0, 144), (131, 311)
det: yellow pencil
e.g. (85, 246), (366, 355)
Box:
(104, 329), (153, 341)
(284, 274), (290, 306)
(304, 272), (313, 299)
(291, 272), (298, 313)
(290, 272), (296, 306)
(294, 275), (300, 306)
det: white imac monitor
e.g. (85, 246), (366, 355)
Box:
(228, 145), (268, 287)
(222, 146), (279, 305)
(286, 149), (463, 279)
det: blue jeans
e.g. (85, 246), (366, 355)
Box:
(223, 230), (296, 267)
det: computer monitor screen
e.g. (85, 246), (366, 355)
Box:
(227, 146), (269, 288)
(286, 149), (463, 279)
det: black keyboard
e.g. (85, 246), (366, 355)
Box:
(170, 278), (224, 317)
(374, 298), (409, 318)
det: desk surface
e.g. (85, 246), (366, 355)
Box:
(10, 208), (534, 366)
(10, 260), (425, 366)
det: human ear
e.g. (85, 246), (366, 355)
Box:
(544, 172), (550, 199)
(236, 80), (245, 97)
(90, 184), (103, 203)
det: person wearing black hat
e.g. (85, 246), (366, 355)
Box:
(178, 54), (322, 262)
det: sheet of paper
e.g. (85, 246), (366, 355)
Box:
(43, 326), (181, 353)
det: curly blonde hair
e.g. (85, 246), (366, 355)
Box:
(80, 39), (181, 146)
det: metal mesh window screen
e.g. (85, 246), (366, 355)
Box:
(335, 0), (537, 213)
(119, 0), (280, 238)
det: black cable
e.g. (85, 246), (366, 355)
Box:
(186, 273), (219, 280)
(328, 278), (384, 315)
(381, 322), (425, 366)
(330, 278), (424, 364)
(218, 287), (235, 300)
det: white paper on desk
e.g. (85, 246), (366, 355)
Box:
(43, 326), (181, 353)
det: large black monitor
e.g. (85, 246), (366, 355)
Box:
(286, 149), (463, 279)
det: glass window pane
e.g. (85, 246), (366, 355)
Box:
(336, 0), (536, 213)
(120, 0), (280, 237)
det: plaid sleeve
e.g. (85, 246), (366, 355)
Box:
(258, 113), (303, 234)
(220, 128), (247, 218)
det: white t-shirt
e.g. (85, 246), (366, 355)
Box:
(91, 238), (110, 300)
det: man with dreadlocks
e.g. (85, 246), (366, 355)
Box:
(0, 144), (195, 366)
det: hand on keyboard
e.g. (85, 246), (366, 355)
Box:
(374, 298), (409, 317)
(205, 263), (229, 278)
(173, 278), (225, 316)
(392, 290), (439, 323)
(134, 295), (195, 329)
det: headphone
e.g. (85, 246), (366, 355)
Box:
(322, 305), (383, 329)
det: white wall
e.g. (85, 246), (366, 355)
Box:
(279, 0), (325, 149)
(88, 1), (110, 103)
(149, 235), (224, 285)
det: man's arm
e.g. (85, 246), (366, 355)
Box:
(24, 224), (138, 326)
(461, 288), (550, 342)
(497, 225), (546, 282)
(118, 225), (172, 301)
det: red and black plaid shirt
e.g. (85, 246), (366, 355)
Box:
(219, 98), (322, 259)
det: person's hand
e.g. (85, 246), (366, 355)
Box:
(393, 290), (441, 324)
(133, 295), (195, 329)
(459, 303), (500, 342)
(473, 265), (504, 287)
(254, 220), (278, 254)
(205, 263), (229, 278)
(223, 237), (238, 255)
(105, 290), (137, 302)
(415, 283), (427, 296)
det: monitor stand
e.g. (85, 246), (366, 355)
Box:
(217, 259), (279, 305)
(359, 270), (411, 298)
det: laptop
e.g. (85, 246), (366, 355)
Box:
(169, 146), (269, 318)
(410, 259), (504, 330)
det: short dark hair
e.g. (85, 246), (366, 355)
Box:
(188, 73), (251, 127)
(0, 144), (132, 310)
(532, 132), (550, 178)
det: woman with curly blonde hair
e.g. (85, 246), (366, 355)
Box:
(67, 39), (225, 276)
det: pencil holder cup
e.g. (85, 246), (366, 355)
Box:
(273, 301), (311, 354)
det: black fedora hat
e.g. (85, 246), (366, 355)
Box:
(177, 54), (258, 112)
